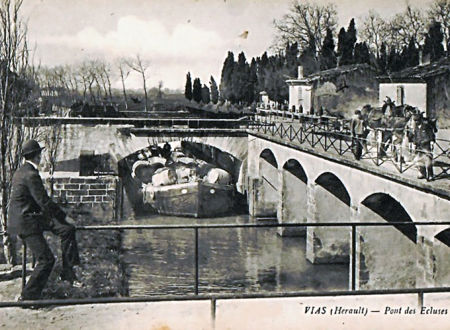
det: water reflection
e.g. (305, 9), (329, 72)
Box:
(121, 215), (348, 297)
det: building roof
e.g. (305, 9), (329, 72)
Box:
(377, 56), (450, 83)
(286, 63), (376, 85)
(306, 63), (375, 82)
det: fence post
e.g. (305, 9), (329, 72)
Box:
(418, 291), (424, 309)
(22, 242), (27, 291)
(211, 298), (217, 330)
(300, 121), (304, 143)
(376, 131), (381, 166)
(311, 121), (315, 146)
(194, 228), (199, 295)
(351, 225), (356, 291)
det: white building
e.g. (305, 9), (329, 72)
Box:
(286, 66), (313, 114)
(259, 91), (269, 107)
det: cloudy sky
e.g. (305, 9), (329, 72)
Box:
(21, 0), (433, 90)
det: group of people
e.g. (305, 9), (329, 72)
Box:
(350, 97), (438, 181)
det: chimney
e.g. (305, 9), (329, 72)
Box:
(298, 66), (304, 79)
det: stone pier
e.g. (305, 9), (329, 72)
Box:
(277, 160), (308, 237)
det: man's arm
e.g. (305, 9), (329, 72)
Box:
(27, 172), (66, 222)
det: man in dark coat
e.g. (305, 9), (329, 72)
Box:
(350, 110), (366, 160)
(413, 114), (437, 181)
(7, 139), (81, 301)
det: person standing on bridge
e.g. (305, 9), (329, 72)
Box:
(351, 110), (366, 160)
(7, 139), (81, 301)
(413, 114), (437, 181)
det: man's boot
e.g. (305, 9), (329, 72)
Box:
(417, 166), (426, 179)
(426, 165), (434, 181)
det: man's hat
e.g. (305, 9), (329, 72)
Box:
(22, 139), (44, 156)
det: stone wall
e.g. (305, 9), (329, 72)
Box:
(43, 172), (123, 221)
(428, 73), (450, 128)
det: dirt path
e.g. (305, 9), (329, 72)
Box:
(0, 280), (211, 330)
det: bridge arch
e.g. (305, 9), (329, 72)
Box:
(306, 172), (351, 263)
(315, 172), (351, 206)
(357, 192), (418, 289)
(433, 228), (450, 286)
(259, 148), (278, 169)
(278, 159), (308, 236)
(435, 228), (450, 247)
(283, 159), (307, 183)
(361, 193), (417, 242)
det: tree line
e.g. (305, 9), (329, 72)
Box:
(37, 55), (154, 111)
(184, 72), (219, 105)
(185, 0), (450, 106)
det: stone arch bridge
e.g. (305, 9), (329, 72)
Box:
(21, 118), (450, 291)
(248, 132), (450, 290)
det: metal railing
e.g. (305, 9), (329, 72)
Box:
(253, 110), (450, 180)
(8, 220), (450, 311)
(18, 116), (257, 129)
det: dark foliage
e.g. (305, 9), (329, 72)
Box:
(337, 27), (346, 65)
(387, 47), (403, 72)
(405, 38), (420, 68)
(320, 28), (337, 70)
(184, 72), (192, 101)
(354, 42), (370, 64)
(209, 76), (219, 104)
(219, 51), (235, 102)
(377, 42), (388, 73)
(192, 78), (202, 103)
(423, 21), (445, 62)
(338, 18), (357, 65)
(201, 84), (210, 104)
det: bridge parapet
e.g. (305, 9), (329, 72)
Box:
(251, 114), (450, 198)
(16, 116), (254, 129)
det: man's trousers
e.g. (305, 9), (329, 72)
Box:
(20, 221), (80, 300)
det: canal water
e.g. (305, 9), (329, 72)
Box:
(121, 214), (348, 297)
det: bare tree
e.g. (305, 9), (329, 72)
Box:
(428, 0), (450, 52)
(116, 58), (130, 110)
(77, 61), (96, 102)
(87, 60), (103, 102)
(273, 0), (337, 54)
(99, 61), (113, 102)
(126, 55), (150, 111)
(360, 10), (387, 58)
(0, 0), (37, 264)
(66, 65), (80, 101)
(44, 123), (62, 197)
(389, 5), (427, 48)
